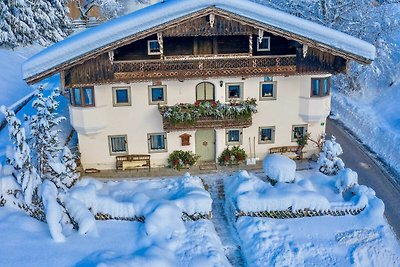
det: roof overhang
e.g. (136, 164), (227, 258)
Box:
(23, 0), (375, 84)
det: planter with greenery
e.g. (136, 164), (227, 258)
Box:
(168, 150), (200, 170)
(218, 146), (247, 166)
(160, 98), (257, 126)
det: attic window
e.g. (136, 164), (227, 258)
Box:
(148, 40), (161, 55)
(257, 37), (271, 52)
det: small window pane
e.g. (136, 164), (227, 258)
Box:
(261, 83), (274, 97)
(150, 134), (165, 150)
(116, 89), (129, 103)
(293, 127), (305, 139)
(258, 37), (270, 51)
(73, 88), (81, 106)
(110, 136), (127, 153)
(228, 130), (240, 142)
(151, 87), (164, 102)
(148, 40), (160, 54)
(323, 78), (329, 95)
(83, 87), (94, 106)
(260, 128), (272, 141)
(228, 85), (241, 98)
(312, 79), (320, 96)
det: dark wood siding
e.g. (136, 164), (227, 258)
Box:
(164, 37), (193, 56)
(252, 33), (297, 56)
(217, 35), (249, 54)
(114, 35), (160, 61)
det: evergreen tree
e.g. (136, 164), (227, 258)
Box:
(0, 106), (41, 205)
(61, 147), (79, 189)
(28, 87), (65, 183)
(0, 0), (71, 48)
(318, 136), (345, 175)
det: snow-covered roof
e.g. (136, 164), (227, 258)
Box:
(23, 0), (376, 82)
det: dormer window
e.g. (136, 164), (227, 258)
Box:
(147, 40), (161, 55)
(257, 37), (271, 51)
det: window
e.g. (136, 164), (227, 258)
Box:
(292, 124), (308, 142)
(226, 129), (242, 145)
(147, 40), (161, 55)
(148, 133), (167, 152)
(226, 83), (243, 100)
(311, 77), (330, 97)
(259, 81), (277, 100)
(148, 85), (167, 105)
(257, 37), (271, 51)
(259, 126), (275, 144)
(113, 87), (131, 106)
(70, 87), (95, 107)
(108, 135), (128, 155)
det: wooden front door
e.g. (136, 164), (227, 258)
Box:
(196, 82), (215, 101)
(195, 129), (216, 162)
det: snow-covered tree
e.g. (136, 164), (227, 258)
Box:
(0, 0), (71, 48)
(0, 106), (41, 205)
(28, 87), (65, 185)
(61, 147), (79, 188)
(318, 136), (345, 175)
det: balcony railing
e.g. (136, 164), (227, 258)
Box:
(113, 55), (296, 80)
(158, 99), (257, 131)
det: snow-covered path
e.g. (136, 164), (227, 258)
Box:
(203, 173), (245, 267)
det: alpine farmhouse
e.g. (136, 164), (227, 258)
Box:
(22, 0), (375, 170)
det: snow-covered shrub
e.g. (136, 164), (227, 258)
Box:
(335, 168), (358, 194)
(218, 146), (247, 166)
(168, 150), (200, 170)
(318, 136), (345, 175)
(263, 154), (296, 183)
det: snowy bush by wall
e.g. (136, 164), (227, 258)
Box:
(335, 168), (358, 194)
(263, 154), (296, 183)
(318, 136), (345, 175)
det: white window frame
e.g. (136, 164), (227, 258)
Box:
(259, 81), (277, 101)
(259, 126), (275, 144)
(225, 83), (243, 101)
(257, 37), (271, 52)
(108, 135), (128, 155)
(147, 40), (161, 55)
(291, 124), (308, 142)
(148, 85), (167, 105)
(148, 133), (167, 153)
(226, 128), (243, 145)
(112, 87), (131, 107)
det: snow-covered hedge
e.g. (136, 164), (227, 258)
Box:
(67, 173), (212, 220)
(225, 170), (372, 216)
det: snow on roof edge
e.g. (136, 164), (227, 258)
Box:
(22, 0), (376, 81)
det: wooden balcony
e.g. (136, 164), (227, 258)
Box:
(158, 100), (256, 131)
(113, 55), (296, 81)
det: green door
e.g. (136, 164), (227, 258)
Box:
(195, 129), (216, 162)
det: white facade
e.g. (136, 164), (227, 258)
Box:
(70, 74), (331, 170)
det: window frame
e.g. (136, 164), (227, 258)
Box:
(148, 132), (167, 153)
(311, 77), (330, 97)
(147, 40), (161, 55)
(148, 85), (167, 105)
(226, 128), (243, 145)
(108, 135), (128, 155)
(112, 87), (131, 107)
(69, 86), (95, 107)
(291, 124), (308, 142)
(225, 82), (244, 101)
(258, 126), (275, 144)
(257, 37), (271, 52)
(259, 81), (277, 101)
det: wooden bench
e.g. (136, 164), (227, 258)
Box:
(269, 146), (300, 159)
(116, 154), (151, 171)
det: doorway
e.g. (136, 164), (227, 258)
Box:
(195, 129), (216, 162)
